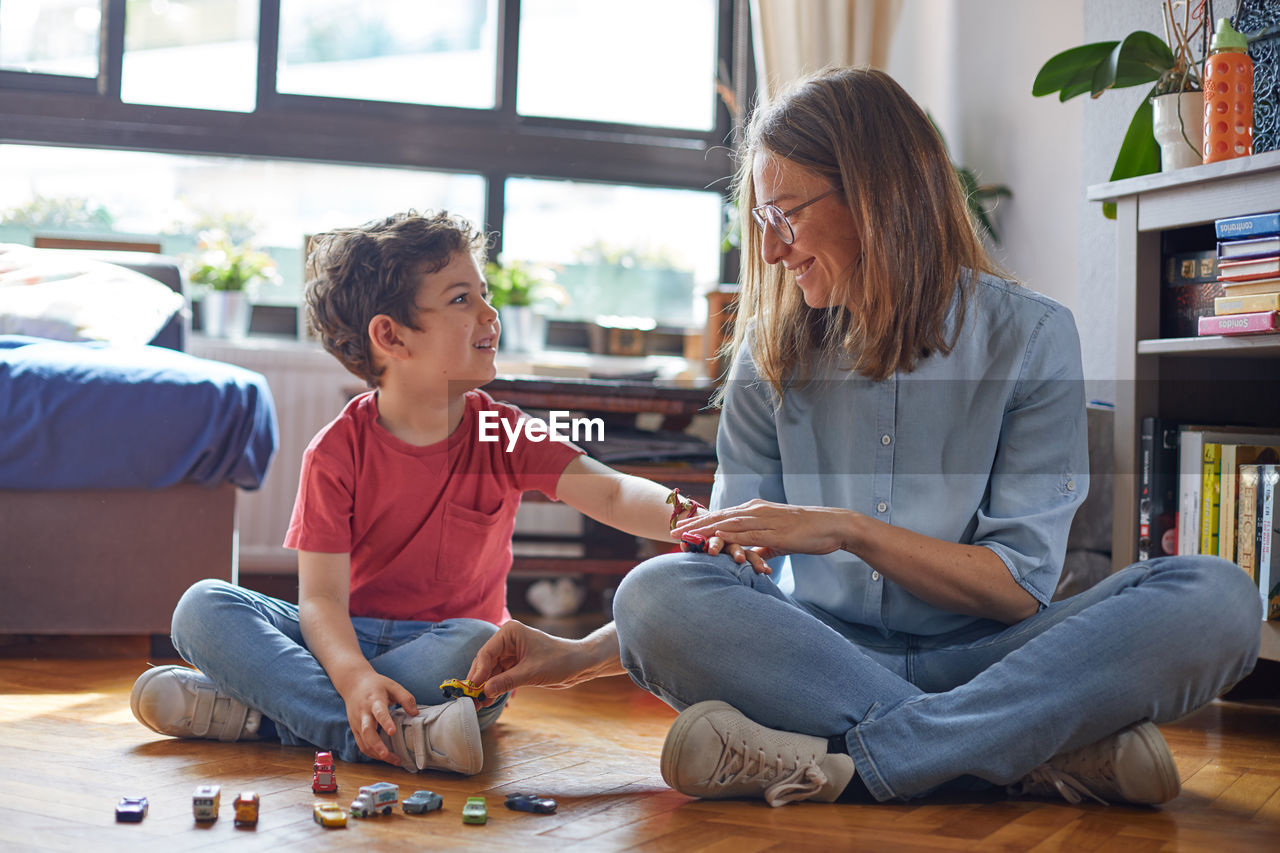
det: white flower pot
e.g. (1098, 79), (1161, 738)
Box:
(202, 290), (252, 339)
(1152, 91), (1204, 172)
(499, 305), (546, 353)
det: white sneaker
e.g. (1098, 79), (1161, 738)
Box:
(1009, 720), (1181, 805)
(382, 699), (483, 775)
(661, 700), (855, 807)
(130, 665), (262, 742)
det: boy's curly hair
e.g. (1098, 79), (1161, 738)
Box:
(305, 210), (488, 387)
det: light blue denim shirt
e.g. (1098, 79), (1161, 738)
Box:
(711, 273), (1089, 636)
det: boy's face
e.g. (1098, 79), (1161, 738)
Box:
(402, 251), (500, 392)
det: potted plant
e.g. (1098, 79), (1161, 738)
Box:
(187, 230), (277, 338)
(484, 258), (565, 353)
(1033, 1), (1206, 217)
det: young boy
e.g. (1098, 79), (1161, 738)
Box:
(130, 210), (741, 775)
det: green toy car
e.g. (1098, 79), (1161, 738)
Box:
(461, 796), (487, 825)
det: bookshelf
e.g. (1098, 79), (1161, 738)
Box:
(1089, 149), (1280, 662)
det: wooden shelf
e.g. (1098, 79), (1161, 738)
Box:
(1092, 152), (1280, 661)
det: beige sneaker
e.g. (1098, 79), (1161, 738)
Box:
(130, 665), (262, 742)
(382, 699), (483, 775)
(1010, 720), (1181, 805)
(661, 701), (855, 807)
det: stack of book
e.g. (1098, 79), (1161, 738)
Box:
(1140, 418), (1280, 621)
(1197, 210), (1280, 337)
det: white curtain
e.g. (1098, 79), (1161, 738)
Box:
(750, 0), (903, 102)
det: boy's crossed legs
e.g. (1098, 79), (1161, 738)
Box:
(131, 579), (501, 774)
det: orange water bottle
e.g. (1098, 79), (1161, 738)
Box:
(1203, 17), (1253, 163)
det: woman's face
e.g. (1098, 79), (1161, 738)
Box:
(751, 150), (862, 309)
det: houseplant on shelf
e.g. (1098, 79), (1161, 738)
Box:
(187, 230), (277, 338)
(484, 258), (566, 353)
(1033, 0), (1206, 217)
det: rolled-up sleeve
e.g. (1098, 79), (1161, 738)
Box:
(971, 305), (1089, 606)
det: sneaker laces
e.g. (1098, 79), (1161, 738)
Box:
(1014, 764), (1108, 805)
(710, 739), (830, 808)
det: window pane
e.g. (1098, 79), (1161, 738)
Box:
(0, 144), (486, 307)
(503, 178), (722, 328)
(517, 0), (718, 130)
(121, 0), (259, 112)
(278, 0), (498, 109)
(0, 0), (100, 77)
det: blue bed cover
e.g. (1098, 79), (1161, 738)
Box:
(0, 336), (277, 490)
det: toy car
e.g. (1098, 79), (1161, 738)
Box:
(679, 531), (708, 553)
(350, 781), (398, 818)
(115, 795), (148, 823)
(440, 678), (486, 701)
(461, 796), (487, 825)
(504, 793), (558, 814)
(233, 791), (260, 827)
(192, 783), (221, 822)
(312, 750), (337, 793)
(402, 789), (443, 814)
(313, 801), (347, 828)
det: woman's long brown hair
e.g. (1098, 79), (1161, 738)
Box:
(720, 67), (1001, 402)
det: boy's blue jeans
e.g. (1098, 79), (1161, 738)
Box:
(612, 553), (1261, 802)
(169, 579), (507, 763)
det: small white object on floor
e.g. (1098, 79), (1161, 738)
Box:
(526, 577), (586, 618)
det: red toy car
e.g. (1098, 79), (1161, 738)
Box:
(313, 751), (337, 794)
(680, 531), (708, 553)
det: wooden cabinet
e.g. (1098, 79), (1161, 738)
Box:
(1089, 148), (1280, 661)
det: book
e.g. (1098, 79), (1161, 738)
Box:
(1239, 464), (1260, 580)
(1201, 443), (1221, 555)
(1219, 235), (1280, 260)
(1198, 311), (1280, 336)
(1163, 279), (1224, 337)
(1139, 417), (1180, 560)
(1179, 427), (1280, 557)
(1218, 256), (1280, 282)
(1220, 444), (1280, 566)
(1257, 465), (1280, 620)
(1217, 211), (1280, 240)
(1214, 291), (1280, 315)
(1222, 276), (1280, 296)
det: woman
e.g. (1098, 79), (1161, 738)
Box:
(468, 67), (1260, 807)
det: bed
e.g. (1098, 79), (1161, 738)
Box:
(0, 246), (278, 636)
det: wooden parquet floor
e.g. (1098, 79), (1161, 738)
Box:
(2, 656), (1280, 852)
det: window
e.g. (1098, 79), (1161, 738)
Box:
(0, 0), (742, 338)
(0, 0), (100, 77)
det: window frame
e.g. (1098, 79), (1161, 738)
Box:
(0, 0), (749, 273)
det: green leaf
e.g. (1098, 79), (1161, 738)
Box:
(1033, 41), (1118, 98)
(1111, 96), (1162, 183)
(1091, 32), (1174, 96)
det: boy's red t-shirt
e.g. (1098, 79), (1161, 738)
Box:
(284, 389), (583, 624)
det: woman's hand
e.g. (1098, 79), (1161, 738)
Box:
(467, 620), (624, 706)
(336, 670), (419, 766)
(671, 499), (856, 571)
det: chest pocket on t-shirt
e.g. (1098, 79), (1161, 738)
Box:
(435, 500), (510, 585)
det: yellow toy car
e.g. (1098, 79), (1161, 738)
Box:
(440, 678), (486, 701)
(313, 801), (347, 829)
(233, 791), (260, 827)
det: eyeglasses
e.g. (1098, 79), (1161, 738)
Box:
(750, 186), (841, 245)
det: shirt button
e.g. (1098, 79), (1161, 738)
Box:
(871, 571), (881, 581)
(876, 501), (888, 513)
(1066, 480), (1076, 492)
(880, 434), (892, 446)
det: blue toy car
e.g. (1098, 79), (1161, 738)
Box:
(504, 793), (557, 814)
(115, 795), (149, 823)
(402, 790), (443, 814)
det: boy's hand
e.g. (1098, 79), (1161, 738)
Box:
(339, 671), (419, 765)
(678, 532), (775, 575)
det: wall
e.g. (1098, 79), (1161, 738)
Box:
(887, 0), (1084, 319)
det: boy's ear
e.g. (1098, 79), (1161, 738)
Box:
(368, 314), (408, 360)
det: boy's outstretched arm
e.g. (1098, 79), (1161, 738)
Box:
(298, 550), (419, 765)
(467, 620), (623, 706)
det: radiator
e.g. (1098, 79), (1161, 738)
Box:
(189, 339), (356, 573)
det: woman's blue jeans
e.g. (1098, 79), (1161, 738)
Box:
(169, 579), (507, 763)
(612, 553), (1261, 801)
